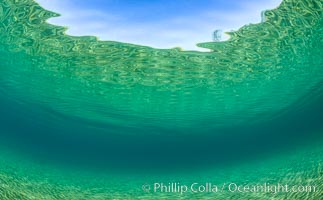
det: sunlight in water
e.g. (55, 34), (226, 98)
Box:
(0, 0), (322, 199)
(35, 0), (282, 51)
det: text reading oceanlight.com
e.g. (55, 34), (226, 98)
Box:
(142, 182), (317, 194)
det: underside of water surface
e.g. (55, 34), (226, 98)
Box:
(0, 0), (322, 199)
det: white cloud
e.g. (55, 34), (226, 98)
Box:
(35, 0), (282, 51)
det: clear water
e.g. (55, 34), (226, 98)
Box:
(0, 0), (322, 199)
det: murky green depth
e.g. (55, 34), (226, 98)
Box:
(0, 0), (322, 199)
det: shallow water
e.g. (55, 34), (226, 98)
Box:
(0, 0), (322, 199)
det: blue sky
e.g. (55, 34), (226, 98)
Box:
(35, 0), (282, 51)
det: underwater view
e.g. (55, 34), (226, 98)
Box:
(0, 0), (322, 199)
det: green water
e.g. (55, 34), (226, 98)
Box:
(0, 0), (322, 199)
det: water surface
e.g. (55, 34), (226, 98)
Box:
(0, 0), (322, 199)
